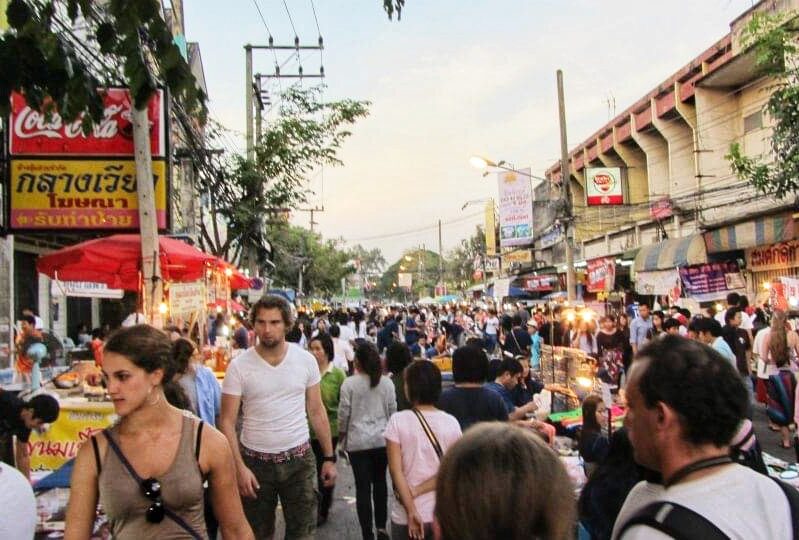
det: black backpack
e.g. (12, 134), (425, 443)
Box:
(616, 477), (799, 539)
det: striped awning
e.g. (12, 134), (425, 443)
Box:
(634, 234), (708, 272)
(704, 212), (795, 253)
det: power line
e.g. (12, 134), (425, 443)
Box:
(345, 211), (484, 243)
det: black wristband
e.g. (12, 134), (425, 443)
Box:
(323, 455), (337, 463)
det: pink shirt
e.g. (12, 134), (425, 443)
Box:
(383, 409), (462, 525)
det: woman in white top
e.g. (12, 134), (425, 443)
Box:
(572, 320), (598, 357)
(384, 361), (461, 540)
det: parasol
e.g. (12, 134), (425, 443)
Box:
(36, 234), (217, 291)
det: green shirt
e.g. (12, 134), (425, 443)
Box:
(311, 365), (346, 439)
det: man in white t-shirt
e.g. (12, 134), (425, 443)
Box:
(220, 295), (337, 539)
(0, 463), (36, 539)
(330, 323), (354, 373)
(484, 308), (500, 353)
(613, 335), (793, 540)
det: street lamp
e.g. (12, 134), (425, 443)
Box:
(469, 155), (548, 182)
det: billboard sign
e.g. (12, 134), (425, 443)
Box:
(587, 257), (616, 293)
(497, 169), (534, 247)
(9, 159), (168, 230)
(9, 89), (166, 157)
(585, 167), (623, 206)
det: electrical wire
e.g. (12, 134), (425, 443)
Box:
(344, 212), (484, 243)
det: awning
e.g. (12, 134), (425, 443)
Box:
(634, 235), (707, 272)
(704, 212), (795, 253)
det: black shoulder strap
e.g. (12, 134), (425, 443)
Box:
(194, 421), (204, 462)
(771, 477), (799, 539)
(617, 501), (730, 540)
(91, 436), (101, 475)
(412, 408), (443, 459)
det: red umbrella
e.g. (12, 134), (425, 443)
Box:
(214, 258), (251, 290)
(37, 234), (217, 291)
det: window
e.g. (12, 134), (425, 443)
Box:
(743, 110), (763, 133)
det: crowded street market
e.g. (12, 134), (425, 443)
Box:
(1, 1), (799, 539)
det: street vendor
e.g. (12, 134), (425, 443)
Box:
(0, 392), (60, 479)
(15, 315), (43, 382)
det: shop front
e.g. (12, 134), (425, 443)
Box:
(633, 234), (707, 306)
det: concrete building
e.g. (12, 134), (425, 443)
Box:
(541, 0), (799, 303)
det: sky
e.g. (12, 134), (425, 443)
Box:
(184, 0), (757, 264)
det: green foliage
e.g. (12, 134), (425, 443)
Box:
(196, 86), (369, 270)
(379, 249), (443, 299)
(444, 225), (486, 291)
(0, 0), (206, 123)
(268, 224), (354, 296)
(726, 11), (799, 198)
(382, 0), (405, 20)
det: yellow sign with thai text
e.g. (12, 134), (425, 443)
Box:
(28, 401), (117, 472)
(9, 159), (167, 230)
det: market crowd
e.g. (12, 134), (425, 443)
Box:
(3, 293), (798, 539)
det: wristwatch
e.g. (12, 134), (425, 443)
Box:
(323, 455), (337, 463)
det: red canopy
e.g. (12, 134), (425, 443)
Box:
(214, 258), (251, 290)
(37, 234), (217, 291)
(208, 299), (247, 313)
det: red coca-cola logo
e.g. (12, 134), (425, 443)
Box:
(9, 89), (163, 157)
(592, 173), (615, 193)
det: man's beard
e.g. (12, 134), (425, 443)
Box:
(259, 337), (282, 349)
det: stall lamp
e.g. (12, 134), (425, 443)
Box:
(763, 282), (772, 291)
(222, 324), (230, 337)
(715, 303), (724, 312)
(581, 310), (594, 322)
(224, 268), (233, 277)
(566, 311), (576, 323)
(216, 305), (223, 313)
(158, 302), (168, 315)
(790, 297), (799, 308)
(576, 377), (593, 389)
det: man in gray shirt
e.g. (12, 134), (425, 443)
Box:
(629, 303), (653, 355)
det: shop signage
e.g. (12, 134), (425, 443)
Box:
(587, 257), (616, 293)
(398, 272), (413, 289)
(501, 249), (533, 267)
(50, 280), (124, 299)
(779, 277), (799, 306)
(169, 281), (206, 317)
(679, 262), (745, 301)
(494, 277), (511, 300)
(484, 200), (497, 256)
(9, 89), (165, 157)
(485, 257), (501, 272)
(539, 223), (564, 249)
(9, 159), (167, 230)
(497, 169), (534, 247)
(635, 269), (681, 296)
(649, 198), (673, 220)
(523, 275), (556, 291)
(585, 167), (623, 206)
(746, 239), (799, 272)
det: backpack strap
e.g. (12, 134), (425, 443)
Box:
(770, 477), (799, 540)
(91, 436), (102, 475)
(617, 501), (730, 540)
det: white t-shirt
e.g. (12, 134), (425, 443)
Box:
(332, 337), (354, 371)
(715, 308), (753, 331)
(383, 409), (462, 525)
(485, 316), (499, 336)
(222, 343), (321, 453)
(612, 464), (792, 540)
(0, 463), (36, 539)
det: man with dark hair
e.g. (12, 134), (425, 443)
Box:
(692, 317), (736, 367)
(0, 393), (59, 478)
(501, 315), (532, 358)
(613, 336), (794, 539)
(629, 303), (652, 355)
(483, 358), (538, 421)
(662, 317), (681, 336)
(437, 345), (509, 430)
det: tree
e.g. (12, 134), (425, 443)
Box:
(267, 223), (354, 297)
(382, 0), (405, 19)
(444, 225), (486, 291)
(379, 249), (443, 299)
(0, 0), (205, 124)
(347, 244), (386, 278)
(196, 86), (369, 268)
(726, 11), (799, 197)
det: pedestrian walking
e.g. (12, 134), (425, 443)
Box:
(339, 341), (397, 540)
(220, 295), (337, 539)
(65, 324), (253, 539)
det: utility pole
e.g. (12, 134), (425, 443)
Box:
(296, 206), (324, 232)
(557, 69), (576, 302)
(437, 219), (444, 292)
(133, 104), (162, 326)
(245, 44), (254, 160)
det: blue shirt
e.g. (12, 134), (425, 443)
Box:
(483, 381), (515, 415)
(195, 365), (222, 426)
(531, 333), (542, 369)
(629, 316), (653, 349)
(712, 336), (737, 368)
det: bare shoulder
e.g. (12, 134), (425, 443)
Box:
(199, 422), (232, 456)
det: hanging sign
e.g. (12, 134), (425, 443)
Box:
(679, 261), (745, 299)
(636, 269), (681, 295)
(169, 281), (206, 317)
(585, 167), (623, 206)
(587, 257), (616, 293)
(398, 272), (413, 289)
(497, 169), (534, 247)
(523, 275), (556, 291)
(494, 278), (511, 300)
(484, 200), (497, 256)
(746, 239), (799, 272)
(50, 280), (124, 299)
(9, 159), (167, 230)
(9, 89), (165, 157)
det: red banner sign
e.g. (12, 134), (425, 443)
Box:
(9, 89), (165, 157)
(587, 257), (616, 293)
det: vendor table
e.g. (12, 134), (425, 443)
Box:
(28, 398), (116, 472)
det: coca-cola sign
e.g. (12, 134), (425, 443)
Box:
(9, 89), (165, 157)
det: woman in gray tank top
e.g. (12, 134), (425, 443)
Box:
(64, 325), (253, 539)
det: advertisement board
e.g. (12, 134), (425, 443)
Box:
(9, 159), (167, 230)
(484, 199), (497, 256)
(9, 89), (165, 157)
(50, 280), (124, 299)
(635, 269), (681, 296)
(398, 272), (413, 289)
(585, 167), (623, 206)
(587, 257), (616, 293)
(497, 169), (534, 247)
(523, 275), (556, 291)
(679, 262), (745, 300)
(169, 281), (206, 317)
(746, 239), (799, 272)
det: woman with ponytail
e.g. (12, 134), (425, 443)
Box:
(65, 325), (253, 540)
(339, 341), (397, 540)
(759, 310), (799, 449)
